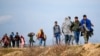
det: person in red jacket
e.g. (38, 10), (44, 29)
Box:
(37, 29), (46, 46)
(2, 33), (10, 48)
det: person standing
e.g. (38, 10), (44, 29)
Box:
(53, 21), (61, 45)
(81, 15), (94, 44)
(9, 32), (15, 47)
(20, 35), (25, 48)
(15, 32), (20, 47)
(2, 33), (10, 48)
(71, 16), (81, 45)
(28, 32), (35, 47)
(62, 17), (72, 45)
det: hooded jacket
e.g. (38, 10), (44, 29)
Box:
(62, 17), (72, 35)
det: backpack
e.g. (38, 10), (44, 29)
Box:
(43, 34), (47, 41)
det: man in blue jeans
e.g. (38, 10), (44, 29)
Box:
(53, 21), (61, 45)
(71, 16), (81, 45)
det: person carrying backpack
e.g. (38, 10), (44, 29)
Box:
(28, 32), (35, 47)
(53, 21), (61, 45)
(37, 29), (46, 46)
(71, 16), (81, 45)
(62, 17), (72, 45)
(80, 15), (94, 44)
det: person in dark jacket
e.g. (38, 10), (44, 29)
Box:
(9, 32), (15, 47)
(71, 16), (81, 45)
(28, 32), (35, 47)
(15, 32), (20, 47)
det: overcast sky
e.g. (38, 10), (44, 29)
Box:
(0, 0), (100, 45)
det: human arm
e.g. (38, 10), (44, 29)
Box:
(53, 26), (55, 37)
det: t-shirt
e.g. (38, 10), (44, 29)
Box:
(53, 25), (61, 34)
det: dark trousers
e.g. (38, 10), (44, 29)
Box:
(29, 40), (33, 47)
(9, 40), (15, 47)
(65, 35), (71, 45)
(44, 40), (46, 46)
(16, 41), (19, 47)
(4, 42), (9, 48)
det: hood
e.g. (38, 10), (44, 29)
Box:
(64, 17), (70, 23)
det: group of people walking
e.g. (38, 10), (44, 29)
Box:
(0, 14), (94, 48)
(0, 29), (47, 48)
(53, 15), (94, 45)
(1, 32), (25, 48)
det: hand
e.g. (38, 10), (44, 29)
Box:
(92, 24), (94, 27)
(91, 23), (94, 27)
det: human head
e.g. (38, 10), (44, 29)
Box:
(65, 17), (70, 21)
(40, 29), (44, 34)
(83, 14), (87, 20)
(21, 35), (23, 38)
(74, 16), (78, 22)
(16, 32), (18, 35)
(11, 32), (14, 35)
(54, 21), (58, 25)
(40, 29), (43, 32)
(68, 16), (71, 20)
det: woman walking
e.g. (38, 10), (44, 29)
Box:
(37, 29), (46, 46)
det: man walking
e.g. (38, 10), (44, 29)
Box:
(53, 21), (61, 45)
(81, 15), (94, 44)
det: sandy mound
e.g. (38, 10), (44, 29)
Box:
(3, 51), (23, 56)
(82, 43), (100, 50)
(83, 43), (95, 50)
(87, 48), (100, 56)
(0, 43), (100, 56)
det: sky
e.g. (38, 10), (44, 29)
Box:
(0, 0), (100, 45)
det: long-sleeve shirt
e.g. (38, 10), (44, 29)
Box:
(81, 19), (92, 31)
(62, 21), (71, 35)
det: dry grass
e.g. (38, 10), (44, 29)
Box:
(0, 43), (100, 56)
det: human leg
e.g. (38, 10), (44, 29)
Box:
(65, 35), (69, 45)
(39, 38), (43, 46)
(84, 31), (89, 44)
